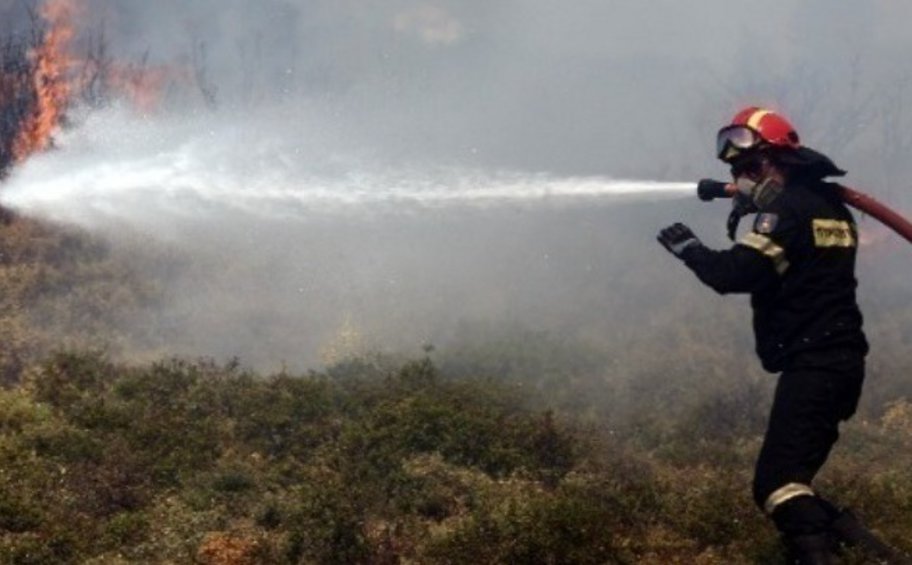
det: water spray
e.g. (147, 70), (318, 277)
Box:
(0, 105), (697, 231)
(697, 179), (912, 245)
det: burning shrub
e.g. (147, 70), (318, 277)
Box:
(0, 0), (198, 181)
(0, 1), (72, 178)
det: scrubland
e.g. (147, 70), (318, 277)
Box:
(2, 212), (911, 564)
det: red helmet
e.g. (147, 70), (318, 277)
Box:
(717, 107), (801, 163)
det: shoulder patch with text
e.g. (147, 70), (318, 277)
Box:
(754, 213), (779, 234)
(812, 219), (856, 248)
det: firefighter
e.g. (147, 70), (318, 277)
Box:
(657, 107), (909, 564)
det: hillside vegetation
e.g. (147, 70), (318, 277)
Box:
(1, 213), (911, 563)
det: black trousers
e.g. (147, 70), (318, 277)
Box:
(752, 348), (865, 536)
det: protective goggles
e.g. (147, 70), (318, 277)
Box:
(716, 125), (760, 162)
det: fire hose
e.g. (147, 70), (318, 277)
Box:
(697, 179), (912, 245)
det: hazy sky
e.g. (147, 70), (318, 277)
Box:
(4, 0), (894, 184)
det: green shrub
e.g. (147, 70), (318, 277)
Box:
(283, 470), (371, 564)
(1, 349), (910, 563)
(101, 511), (150, 548)
(0, 495), (43, 534)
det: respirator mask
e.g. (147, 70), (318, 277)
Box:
(726, 157), (783, 239)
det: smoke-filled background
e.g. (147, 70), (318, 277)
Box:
(2, 0), (911, 389)
(6, 5), (912, 561)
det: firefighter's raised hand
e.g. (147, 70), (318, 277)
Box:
(657, 223), (701, 258)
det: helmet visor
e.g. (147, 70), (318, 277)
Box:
(716, 125), (759, 161)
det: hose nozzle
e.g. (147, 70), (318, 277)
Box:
(697, 179), (735, 201)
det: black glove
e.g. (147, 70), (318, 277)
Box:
(657, 223), (701, 258)
(697, 179), (730, 202)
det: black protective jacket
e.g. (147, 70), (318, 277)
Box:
(681, 181), (868, 372)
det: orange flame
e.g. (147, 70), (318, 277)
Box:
(7, 0), (185, 167)
(11, 0), (76, 163)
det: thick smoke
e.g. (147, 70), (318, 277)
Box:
(1, 0), (912, 375)
(1, 102), (695, 368)
(10, 0), (910, 178)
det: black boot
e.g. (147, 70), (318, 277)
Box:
(785, 533), (838, 565)
(829, 508), (912, 564)
(771, 496), (840, 564)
